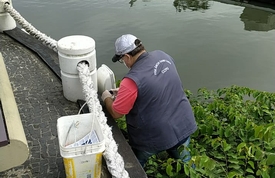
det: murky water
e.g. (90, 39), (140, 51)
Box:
(12, 0), (275, 93)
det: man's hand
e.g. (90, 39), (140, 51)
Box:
(110, 88), (119, 97)
(101, 89), (124, 119)
(101, 90), (112, 102)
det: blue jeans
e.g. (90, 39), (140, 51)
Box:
(132, 137), (191, 167)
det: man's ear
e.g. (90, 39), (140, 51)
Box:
(124, 54), (130, 61)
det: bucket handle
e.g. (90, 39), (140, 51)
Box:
(63, 101), (97, 155)
(64, 120), (75, 147)
(82, 101), (96, 154)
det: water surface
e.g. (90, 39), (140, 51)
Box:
(12, 0), (275, 93)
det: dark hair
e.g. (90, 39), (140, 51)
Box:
(127, 39), (145, 56)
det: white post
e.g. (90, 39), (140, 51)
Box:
(0, 0), (16, 32)
(57, 35), (97, 102)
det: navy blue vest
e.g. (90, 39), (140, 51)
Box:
(125, 50), (197, 151)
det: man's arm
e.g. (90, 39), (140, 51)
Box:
(101, 77), (137, 119)
(104, 97), (124, 119)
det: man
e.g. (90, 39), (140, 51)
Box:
(101, 34), (197, 167)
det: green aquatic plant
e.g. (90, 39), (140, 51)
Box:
(116, 85), (275, 177)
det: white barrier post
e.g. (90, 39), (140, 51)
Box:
(57, 35), (97, 102)
(0, 0), (16, 32)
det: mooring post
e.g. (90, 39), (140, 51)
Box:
(0, 0), (16, 32)
(57, 35), (97, 102)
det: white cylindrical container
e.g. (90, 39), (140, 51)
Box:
(61, 69), (97, 102)
(57, 35), (96, 74)
(0, 1), (16, 32)
(58, 50), (96, 75)
(57, 35), (97, 102)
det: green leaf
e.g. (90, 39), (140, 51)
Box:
(176, 160), (181, 173)
(224, 143), (232, 152)
(246, 168), (254, 174)
(211, 138), (221, 149)
(256, 170), (261, 176)
(215, 154), (225, 159)
(261, 171), (270, 178)
(146, 170), (154, 174)
(189, 167), (196, 178)
(248, 161), (255, 169)
(254, 125), (263, 138)
(167, 158), (174, 165)
(248, 146), (254, 157)
(166, 164), (173, 176)
(219, 127), (224, 137)
(228, 171), (239, 178)
(224, 128), (231, 137)
(228, 153), (238, 159)
(207, 126), (213, 135)
(237, 142), (246, 153)
(266, 154), (275, 165)
(205, 158), (216, 171)
(270, 167), (275, 178)
(255, 150), (264, 160)
(184, 164), (189, 176)
(156, 173), (164, 178)
(228, 164), (240, 170)
(264, 125), (273, 135)
(238, 160), (245, 166)
(228, 159), (239, 164)
(269, 139), (275, 147)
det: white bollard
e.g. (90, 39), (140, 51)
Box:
(0, 0), (16, 32)
(57, 35), (97, 102)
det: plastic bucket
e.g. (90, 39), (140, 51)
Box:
(57, 113), (105, 178)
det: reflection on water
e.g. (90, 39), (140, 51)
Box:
(240, 8), (275, 31)
(129, 0), (137, 7)
(173, 0), (210, 12)
(129, 0), (275, 32)
(172, 0), (275, 31)
(129, 0), (211, 11)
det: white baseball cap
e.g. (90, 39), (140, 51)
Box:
(112, 34), (141, 62)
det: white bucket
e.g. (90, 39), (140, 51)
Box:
(57, 113), (105, 178)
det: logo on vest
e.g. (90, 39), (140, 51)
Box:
(154, 59), (171, 75)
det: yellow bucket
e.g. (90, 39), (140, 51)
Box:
(57, 113), (105, 178)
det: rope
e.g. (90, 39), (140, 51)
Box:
(4, 2), (58, 52)
(77, 62), (129, 178)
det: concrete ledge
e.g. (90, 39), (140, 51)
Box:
(0, 52), (29, 172)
